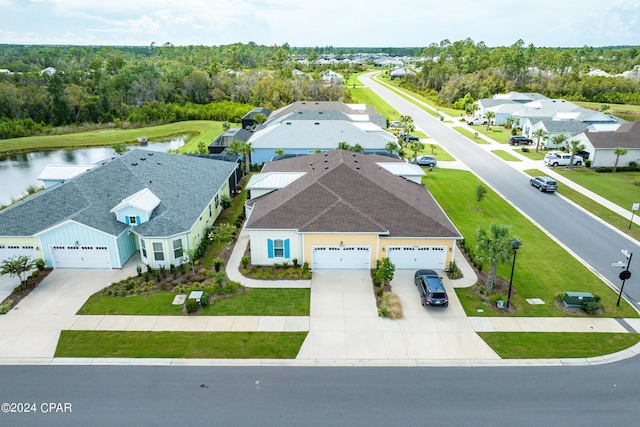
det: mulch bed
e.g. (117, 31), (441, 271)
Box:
(1, 268), (52, 308)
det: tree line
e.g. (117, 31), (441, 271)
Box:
(0, 40), (639, 140)
(396, 39), (640, 107)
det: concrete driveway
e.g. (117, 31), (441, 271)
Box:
(296, 270), (499, 362)
(0, 266), (136, 361)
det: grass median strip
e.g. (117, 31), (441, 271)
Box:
(491, 149), (522, 161)
(478, 332), (640, 359)
(424, 169), (638, 318)
(55, 331), (307, 359)
(452, 126), (490, 144)
(78, 288), (310, 316)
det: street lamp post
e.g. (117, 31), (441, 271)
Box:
(616, 250), (633, 307)
(506, 239), (522, 310)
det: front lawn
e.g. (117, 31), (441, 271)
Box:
(424, 169), (637, 318)
(77, 288), (310, 316)
(56, 331), (307, 359)
(470, 126), (512, 144)
(453, 126), (490, 144)
(491, 150), (522, 162)
(347, 87), (402, 123)
(478, 332), (640, 359)
(555, 167), (640, 212)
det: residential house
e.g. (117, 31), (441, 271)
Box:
(244, 150), (462, 270)
(319, 69), (343, 85)
(241, 107), (271, 130)
(0, 150), (239, 269)
(570, 121), (640, 167)
(207, 128), (252, 154)
(247, 109), (396, 164)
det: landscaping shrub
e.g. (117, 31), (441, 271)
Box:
(35, 258), (46, 272)
(378, 292), (403, 319)
(213, 257), (224, 272)
(220, 194), (232, 209)
(582, 300), (602, 314)
(200, 292), (210, 307)
(633, 177), (640, 186)
(185, 298), (199, 313)
(488, 292), (507, 304)
(0, 299), (13, 314)
(241, 256), (250, 268)
(448, 260), (461, 279)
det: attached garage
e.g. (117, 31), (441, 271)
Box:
(50, 245), (111, 269)
(0, 244), (36, 261)
(387, 246), (447, 270)
(312, 246), (371, 270)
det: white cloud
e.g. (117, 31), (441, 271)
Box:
(0, 0), (638, 47)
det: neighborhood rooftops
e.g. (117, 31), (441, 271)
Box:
(0, 150), (238, 238)
(245, 150), (461, 239)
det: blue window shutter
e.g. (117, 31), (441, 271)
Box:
(284, 239), (290, 258)
(136, 216), (141, 224)
(125, 216), (130, 225)
(267, 239), (274, 258)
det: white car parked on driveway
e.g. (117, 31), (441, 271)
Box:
(544, 151), (583, 167)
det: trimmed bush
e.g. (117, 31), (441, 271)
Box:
(0, 299), (14, 315)
(185, 298), (199, 313)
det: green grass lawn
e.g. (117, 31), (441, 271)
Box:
(517, 149), (546, 161)
(77, 288), (310, 316)
(0, 121), (224, 155)
(478, 332), (640, 359)
(524, 169), (640, 243)
(491, 150), (522, 162)
(554, 168), (640, 211)
(347, 87), (402, 123)
(470, 126), (512, 144)
(452, 126), (491, 144)
(424, 169), (637, 318)
(55, 330), (307, 359)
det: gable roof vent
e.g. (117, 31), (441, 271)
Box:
(314, 122), (320, 125)
(286, 122), (292, 125)
(324, 166), (329, 169)
(148, 152), (153, 156)
(140, 157), (146, 161)
(131, 162), (138, 166)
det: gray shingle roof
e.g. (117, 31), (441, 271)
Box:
(579, 121), (640, 149)
(245, 150), (461, 239)
(0, 150), (238, 238)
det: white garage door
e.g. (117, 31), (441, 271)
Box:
(387, 246), (447, 270)
(50, 245), (112, 269)
(0, 244), (36, 261)
(312, 246), (371, 270)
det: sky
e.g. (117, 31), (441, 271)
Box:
(0, 0), (639, 48)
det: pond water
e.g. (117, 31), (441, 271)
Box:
(0, 136), (186, 207)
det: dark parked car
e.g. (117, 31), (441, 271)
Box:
(508, 135), (533, 145)
(398, 133), (419, 142)
(414, 269), (449, 308)
(413, 155), (437, 167)
(529, 176), (558, 192)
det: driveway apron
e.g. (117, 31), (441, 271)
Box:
(0, 266), (136, 360)
(296, 270), (499, 362)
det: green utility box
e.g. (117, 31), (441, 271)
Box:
(562, 292), (594, 308)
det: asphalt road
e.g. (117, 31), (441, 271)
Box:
(1, 364), (639, 426)
(359, 73), (640, 309)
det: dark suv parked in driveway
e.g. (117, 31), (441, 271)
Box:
(414, 269), (449, 308)
(508, 135), (533, 145)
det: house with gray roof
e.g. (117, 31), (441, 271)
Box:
(0, 150), (239, 269)
(244, 150), (462, 270)
(570, 122), (640, 167)
(208, 128), (252, 154)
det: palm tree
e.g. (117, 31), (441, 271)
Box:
(241, 142), (254, 174)
(531, 129), (549, 153)
(613, 147), (628, 172)
(485, 111), (496, 130)
(409, 141), (425, 164)
(351, 143), (364, 153)
(274, 148), (284, 158)
(385, 141), (399, 155)
(475, 224), (517, 291)
(567, 139), (585, 169)
(337, 141), (352, 151)
(551, 133), (568, 150)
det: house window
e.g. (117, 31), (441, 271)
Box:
(274, 239), (284, 257)
(173, 239), (183, 259)
(267, 238), (290, 259)
(153, 242), (164, 261)
(128, 216), (137, 224)
(209, 203), (213, 217)
(214, 194), (219, 208)
(141, 240), (147, 258)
